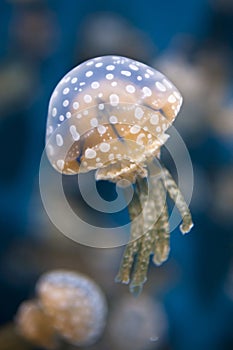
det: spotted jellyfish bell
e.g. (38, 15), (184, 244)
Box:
(109, 294), (168, 350)
(45, 55), (194, 294)
(16, 300), (57, 349)
(36, 270), (107, 346)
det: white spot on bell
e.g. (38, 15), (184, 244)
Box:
(130, 125), (141, 134)
(109, 94), (119, 106)
(174, 91), (181, 99)
(63, 87), (70, 95)
(126, 85), (136, 93)
(86, 71), (93, 77)
(99, 142), (110, 152)
(73, 102), (79, 110)
(129, 64), (139, 71)
(121, 70), (131, 77)
(136, 133), (146, 145)
(84, 94), (92, 103)
(85, 148), (97, 159)
(163, 78), (173, 89)
(90, 118), (98, 127)
(150, 114), (159, 125)
(57, 159), (65, 170)
(108, 153), (114, 161)
(56, 134), (63, 147)
(146, 69), (154, 75)
(106, 65), (115, 71)
(109, 115), (118, 124)
(71, 77), (78, 84)
(47, 125), (53, 135)
(91, 81), (100, 89)
(134, 107), (144, 120)
(168, 94), (176, 103)
(95, 62), (103, 68)
(69, 125), (80, 141)
(156, 81), (166, 92)
(52, 108), (57, 117)
(98, 103), (104, 110)
(97, 125), (107, 134)
(106, 73), (114, 80)
(142, 86), (152, 97)
(46, 144), (54, 156)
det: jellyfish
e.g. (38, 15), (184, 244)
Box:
(16, 270), (107, 348)
(36, 270), (107, 346)
(16, 300), (57, 349)
(45, 56), (193, 294)
(109, 294), (168, 350)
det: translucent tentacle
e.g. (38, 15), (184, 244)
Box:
(129, 231), (153, 295)
(116, 164), (193, 295)
(161, 167), (194, 234)
(149, 177), (170, 265)
(129, 176), (166, 294)
(115, 178), (144, 284)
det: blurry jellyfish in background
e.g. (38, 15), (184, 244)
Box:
(16, 270), (107, 348)
(45, 55), (193, 294)
(108, 294), (168, 350)
(36, 270), (107, 346)
(209, 99), (233, 138)
(16, 300), (56, 349)
(155, 53), (209, 140)
(77, 12), (155, 63)
(9, 0), (58, 61)
(210, 166), (233, 224)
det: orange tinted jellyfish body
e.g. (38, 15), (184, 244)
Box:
(46, 56), (193, 294)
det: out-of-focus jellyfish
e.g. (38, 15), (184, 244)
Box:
(16, 270), (107, 348)
(108, 295), (168, 350)
(45, 55), (193, 294)
(77, 12), (154, 62)
(155, 54), (208, 138)
(36, 270), (107, 346)
(16, 300), (56, 349)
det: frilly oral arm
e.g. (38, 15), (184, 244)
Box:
(161, 167), (194, 234)
(115, 178), (143, 285)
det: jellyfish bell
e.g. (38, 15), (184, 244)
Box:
(16, 300), (57, 349)
(36, 270), (107, 346)
(15, 270), (107, 348)
(46, 55), (182, 181)
(45, 56), (193, 294)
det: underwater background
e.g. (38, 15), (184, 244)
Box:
(0, 0), (233, 349)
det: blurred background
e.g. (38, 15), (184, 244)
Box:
(0, 0), (233, 349)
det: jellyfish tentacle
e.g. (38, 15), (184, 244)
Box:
(128, 177), (153, 295)
(152, 195), (170, 265)
(129, 176), (163, 294)
(115, 178), (144, 284)
(129, 231), (153, 295)
(126, 175), (167, 294)
(145, 175), (170, 265)
(161, 167), (193, 234)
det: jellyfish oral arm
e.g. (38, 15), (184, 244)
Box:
(45, 55), (193, 295)
(161, 167), (194, 234)
(115, 165), (193, 295)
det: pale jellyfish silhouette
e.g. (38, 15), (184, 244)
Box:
(46, 56), (194, 294)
